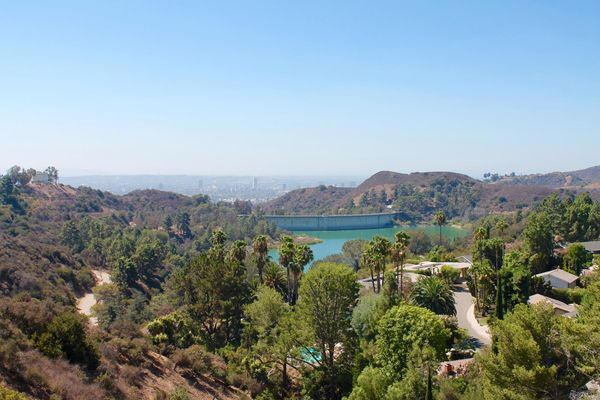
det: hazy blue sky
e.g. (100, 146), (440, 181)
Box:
(1, 1), (599, 177)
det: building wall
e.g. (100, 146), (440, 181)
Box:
(31, 173), (50, 183)
(265, 213), (399, 231)
(544, 275), (575, 289)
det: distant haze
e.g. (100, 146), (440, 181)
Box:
(1, 2), (599, 176)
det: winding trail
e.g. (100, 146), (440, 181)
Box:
(77, 270), (111, 326)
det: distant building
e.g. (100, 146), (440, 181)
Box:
(578, 241), (600, 255)
(30, 171), (51, 184)
(533, 268), (578, 289)
(528, 294), (577, 317)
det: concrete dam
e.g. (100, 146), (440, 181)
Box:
(265, 212), (400, 231)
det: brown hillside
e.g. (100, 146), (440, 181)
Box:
(263, 170), (566, 221)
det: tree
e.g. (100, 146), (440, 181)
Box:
(375, 305), (450, 380)
(346, 367), (390, 400)
(209, 229), (227, 260)
(523, 212), (554, 273)
(469, 260), (494, 313)
(290, 244), (313, 304)
(475, 303), (587, 399)
(342, 239), (369, 271)
(6, 165), (33, 186)
(228, 240), (247, 266)
(410, 276), (456, 316)
(434, 211), (447, 245)
(391, 231), (410, 298)
(35, 312), (99, 369)
(163, 215), (173, 232)
(243, 285), (294, 390)
(44, 166), (58, 183)
(112, 257), (137, 290)
(370, 236), (391, 294)
(362, 244), (378, 292)
(297, 262), (359, 399)
(170, 247), (251, 349)
(495, 273), (504, 320)
(262, 262), (288, 296)
(278, 235), (295, 303)
(174, 212), (192, 238)
(382, 270), (400, 308)
(408, 230), (433, 255)
(563, 243), (591, 275)
(252, 235), (269, 283)
(0, 175), (25, 213)
(60, 220), (84, 253)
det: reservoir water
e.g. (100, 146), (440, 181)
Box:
(269, 225), (468, 264)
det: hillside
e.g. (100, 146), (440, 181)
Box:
(498, 164), (600, 189)
(262, 170), (567, 222)
(0, 177), (283, 399)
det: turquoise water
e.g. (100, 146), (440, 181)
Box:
(268, 225), (468, 264)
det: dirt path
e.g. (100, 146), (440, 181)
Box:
(77, 270), (111, 326)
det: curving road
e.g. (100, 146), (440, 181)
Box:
(453, 286), (491, 347)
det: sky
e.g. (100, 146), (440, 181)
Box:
(1, 1), (599, 178)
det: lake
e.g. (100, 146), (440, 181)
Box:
(268, 225), (468, 264)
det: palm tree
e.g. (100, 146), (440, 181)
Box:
(371, 236), (391, 294)
(362, 245), (377, 292)
(495, 218), (508, 237)
(252, 235), (269, 283)
(433, 211), (447, 245)
(262, 262), (287, 295)
(390, 231), (410, 298)
(278, 235), (296, 303)
(228, 240), (247, 265)
(410, 276), (456, 315)
(210, 229), (227, 246)
(209, 229), (228, 260)
(290, 244), (313, 304)
(469, 260), (494, 313)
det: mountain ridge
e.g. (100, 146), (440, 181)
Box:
(262, 167), (600, 221)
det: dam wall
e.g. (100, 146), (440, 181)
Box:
(265, 212), (399, 231)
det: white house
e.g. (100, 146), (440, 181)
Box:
(30, 171), (51, 184)
(528, 294), (577, 317)
(533, 268), (578, 289)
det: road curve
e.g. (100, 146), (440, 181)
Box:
(453, 286), (491, 347)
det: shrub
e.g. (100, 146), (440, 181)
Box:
(171, 345), (213, 374)
(0, 384), (28, 400)
(551, 288), (585, 305)
(168, 386), (190, 400)
(35, 312), (100, 369)
(18, 350), (106, 400)
(440, 265), (460, 284)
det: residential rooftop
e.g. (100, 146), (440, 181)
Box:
(533, 268), (579, 283)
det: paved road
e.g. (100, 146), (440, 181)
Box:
(453, 286), (491, 347)
(77, 270), (111, 326)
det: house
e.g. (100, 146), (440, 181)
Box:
(528, 294), (577, 317)
(533, 268), (578, 289)
(30, 171), (51, 184)
(579, 241), (600, 255)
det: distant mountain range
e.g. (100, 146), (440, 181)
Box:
(261, 166), (600, 222)
(494, 165), (600, 189)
